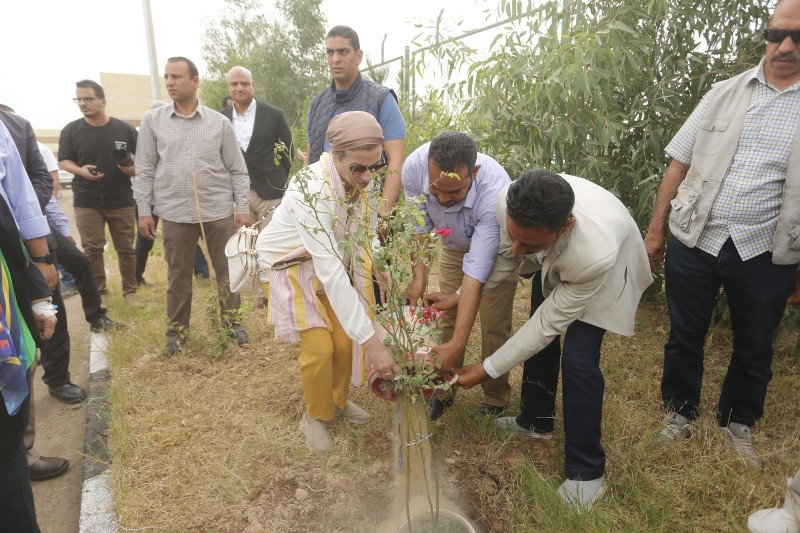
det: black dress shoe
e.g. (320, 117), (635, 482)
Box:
(48, 383), (86, 404)
(163, 338), (183, 357)
(472, 402), (505, 421)
(30, 456), (69, 481)
(229, 328), (249, 346)
(90, 316), (120, 333)
(428, 397), (454, 421)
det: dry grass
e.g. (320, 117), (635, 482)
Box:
(104, 255), (800, 532)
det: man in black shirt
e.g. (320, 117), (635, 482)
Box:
(58, 80), (139, 304)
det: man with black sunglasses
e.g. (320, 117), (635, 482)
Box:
(644, 0), (800, 469)
(403, 131), (517, 422)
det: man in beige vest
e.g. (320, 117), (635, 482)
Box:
(644, 0), (800, 470)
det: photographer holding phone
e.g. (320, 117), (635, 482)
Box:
(58, 80), (140, 306)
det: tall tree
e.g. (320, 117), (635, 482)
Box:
(425, 0), (768, 228)
(201, 0), (328, 127)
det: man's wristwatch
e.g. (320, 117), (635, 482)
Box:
(30, 252), (55, 264)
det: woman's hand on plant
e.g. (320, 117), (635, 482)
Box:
(455, 364), (489, 389)
(363, 335), (401, 379)
(424, 291), (459, 311)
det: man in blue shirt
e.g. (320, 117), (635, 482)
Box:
(404, 131), (518, 420)
(301, 25), (406, 215)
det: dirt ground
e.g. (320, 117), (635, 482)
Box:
(109, 271), (548, 532)
(30, 293), (88, 533)
(29, 189), (90, 533)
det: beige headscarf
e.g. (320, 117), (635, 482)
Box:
(326, 111), (384, 151)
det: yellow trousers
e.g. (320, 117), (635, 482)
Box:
(264, 281), (351, 423)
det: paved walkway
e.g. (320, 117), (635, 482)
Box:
(30, 289), (88, 533)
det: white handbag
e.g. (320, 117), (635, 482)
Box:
(224, 205), (278, 294)
(225, 223), (262, 294)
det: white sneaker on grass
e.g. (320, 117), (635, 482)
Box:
(558, 476), (606, 512)
(720, 422), (762, 470)
(495, 416), (553, 440)
(653, 413), (692, 448)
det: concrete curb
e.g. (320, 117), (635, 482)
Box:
(78, 332), (116, 532)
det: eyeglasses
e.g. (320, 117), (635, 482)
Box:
(72, 97), (101, 104)
(347, 153), (387, 176)
(764, 28), (800, 44)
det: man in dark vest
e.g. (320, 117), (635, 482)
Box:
(300, 25), (406, 216)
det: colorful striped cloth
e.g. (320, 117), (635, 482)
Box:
(0, 247), (34, 416)
(269, 154), (376, 386)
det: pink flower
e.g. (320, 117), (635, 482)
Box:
(433, 227), (451, 238)
(419, 306), (444, 324)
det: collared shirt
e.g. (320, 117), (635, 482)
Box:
(402, 143), (510, 283)
(36, 142), (58, 173)
(231, 98), (256, 152)
(667, 61), (800, 260)
(134, 103), (250, 224)
(43, 196), (70, 237)
(0, 121), (48, 240)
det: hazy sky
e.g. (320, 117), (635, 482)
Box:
(1, 0), (501, 129)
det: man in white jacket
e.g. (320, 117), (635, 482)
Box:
(457, 169), (653, 511)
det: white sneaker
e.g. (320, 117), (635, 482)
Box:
(335, 401), (372, 425)
(720, 422), (762, 470)
(299, 413), (331, 452)
(558, 476), (607, 512)
(652, 413), (692, 448)
(748, 508), (799, 533)
(748, 472), (800, 533)
(495, 417), (553, 440)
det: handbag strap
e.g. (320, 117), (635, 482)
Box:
(248, 204), (279, 230)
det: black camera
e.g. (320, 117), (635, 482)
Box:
(111, 141), (133, 167)
(89, 166), (100, 176)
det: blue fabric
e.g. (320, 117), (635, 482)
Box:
(57, 264), (74, 286)
(194, 245), (209, 279)
(318, 92), (406, 153)
(0, 122), (48, 241)
(662, 237), (795, 426)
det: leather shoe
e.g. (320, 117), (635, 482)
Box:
(472, 402), (505, 421)
(229, 328), (249, 346)
(48, 383), (86, 404)
(163, 338), (183, 357)
(427, 397), (454, 421)
(30, 456), (69, 481)
(90, 316), (120, 333)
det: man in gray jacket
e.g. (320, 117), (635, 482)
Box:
(457, 169), (653, 511)
(643, 0), (800, 470)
